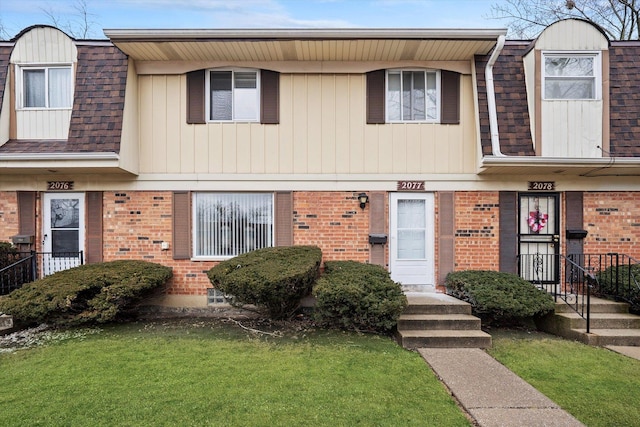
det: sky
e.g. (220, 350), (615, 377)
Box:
(0, 0), (510, 39)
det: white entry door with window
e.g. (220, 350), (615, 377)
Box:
(42, 193), (85, 275)
(389, 193), (435, 292)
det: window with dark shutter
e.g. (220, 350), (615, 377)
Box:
(441, 70), (460, 124)
(366, 70), (385, 124)
(499, 192), (517, 274)
(173, 191), (191, 259)
(86, 192), (103, 264)
(17, 191), (36, 237)
(186, 70), (206, 124)
(261, 70), (280, 124)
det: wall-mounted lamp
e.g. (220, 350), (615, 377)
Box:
(358, 193), (369, 210)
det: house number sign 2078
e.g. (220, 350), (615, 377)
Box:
(47, 181), (74, 191)
(528, 181), (555, 191)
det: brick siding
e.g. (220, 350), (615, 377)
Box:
(454, 191), (500, 271)
(0, 192), (18, 242)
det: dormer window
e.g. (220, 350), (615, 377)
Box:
(19, 65), (73, 109)
(543, 53), (600, 100)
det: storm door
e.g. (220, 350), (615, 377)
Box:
(518, 193), (560, 284)
(389, 193), (435, 292)
(42, 193), (85, 275)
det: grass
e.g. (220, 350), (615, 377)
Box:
(488, 329), (640, 427)
(0, 319), (470, 427)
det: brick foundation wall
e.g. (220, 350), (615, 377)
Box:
(583, 191), (640, 259)
(293, 191), (370, 263)
(454, 191), (500, 271)
(0, 192), (18, 243)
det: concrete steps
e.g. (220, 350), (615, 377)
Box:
(536, 296), (640, 347)
(396, 293), (491, 350)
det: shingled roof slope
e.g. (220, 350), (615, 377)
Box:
(476, 41), (535, 157)
(609, 42), (640, 157)
(0, 43), (128, 154)
(0, 45), (12, 119)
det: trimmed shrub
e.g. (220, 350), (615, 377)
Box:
(445, 270), (555, 324)
(0, 260), (172, 327)
(595, 264), (640, 313)
(207, 246), (322, 320)
(313, 261), (407, 334)
(0, 242), (18, 267)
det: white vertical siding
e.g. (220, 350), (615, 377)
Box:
(137, 72), (477, 175)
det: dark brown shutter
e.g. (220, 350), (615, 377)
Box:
(260, 70), (280, 124)
(86, 191), (103, 264)
(17, 191), (36, 237)
(186, 70), (206, 124)
(441, 70), (460, 124)
(565, 192), (584, 256)
(499, 192), (518, 274)
(366, 70), (385, 124)
(369, 192), (386, 267)
(173, 191), (191, 259)
(274, 192), (293, 246)
(438, 192), (455, 284)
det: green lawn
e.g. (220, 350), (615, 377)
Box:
(488, 329), (640, 427)
(0, 320), (469, 427)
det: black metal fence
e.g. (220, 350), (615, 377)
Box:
(0, 251), (84, 295)
(519, 252), (640, 333)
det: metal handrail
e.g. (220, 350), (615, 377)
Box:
(0, 251), (84, 295)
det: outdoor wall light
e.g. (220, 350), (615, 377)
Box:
(358, 193), (369, 209)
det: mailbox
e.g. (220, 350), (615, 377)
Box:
(368, 233), (388, 245)
(11, 234), (34, 244)
(566, 229), (588, 239)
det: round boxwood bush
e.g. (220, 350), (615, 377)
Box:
(207, 245), (322, 320)
(595, 264), (640, 313)
(0, 260), (173, 327)
(445, 270), (555, 324)
(313, 261), (407, 334)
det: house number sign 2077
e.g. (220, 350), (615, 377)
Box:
(397, 181), (425, 191)
(47, 181), (74, 191)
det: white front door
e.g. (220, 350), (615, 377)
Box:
(389, 193), (435, 292)
(42, 193), (85, 276)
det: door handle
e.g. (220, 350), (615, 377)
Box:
(552, 235), (560, 243)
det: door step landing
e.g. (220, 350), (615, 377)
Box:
(396, 293), (491, 349)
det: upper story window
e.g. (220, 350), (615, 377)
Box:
(543, 53), (600, 100)
(208, 69), (260, 122)
(386, 70), (440, 122)
(19, 65), (73, 109)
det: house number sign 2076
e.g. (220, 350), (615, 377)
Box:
(47, 181), (74, 191)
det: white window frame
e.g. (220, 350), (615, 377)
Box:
(16, 64), (73, 110)
(206, 68), (260, 122)
(542, 52), (601, 100)
(386, 69), (440, 123)
(192, 192), (274, 260)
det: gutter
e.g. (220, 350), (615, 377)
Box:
(485, 35), (506, 157)
(0, 152), (119, 161)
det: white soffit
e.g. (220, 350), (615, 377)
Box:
(104, 28), (507, 62)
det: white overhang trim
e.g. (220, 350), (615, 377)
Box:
(0, 152), (119, 161)
(104, 28), (508, 41)
(485, 35), (506, 157)
(481, 156), (640, 167)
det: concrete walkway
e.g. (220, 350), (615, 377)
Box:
(607, 345), (640, 360)
(419, 348), (585, 427)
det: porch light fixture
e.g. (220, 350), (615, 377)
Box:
(358, 193), (369, 210)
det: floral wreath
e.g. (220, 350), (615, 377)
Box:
(528, 207), (548, 233)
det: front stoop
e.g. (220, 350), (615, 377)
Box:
(396, 293), (491, 350)
(536, 297), (640, 346)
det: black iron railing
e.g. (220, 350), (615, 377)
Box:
(0, 251), (84, 295)
(518, 252), (640, 333)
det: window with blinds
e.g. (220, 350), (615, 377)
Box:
(193, 193), (273, 258)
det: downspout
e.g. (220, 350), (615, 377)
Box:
(485, 35), (506, 157)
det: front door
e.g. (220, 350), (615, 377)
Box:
(518, 193), (560, 284)
(42, 193), (85, 275)
(389, 193), (435, 292)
